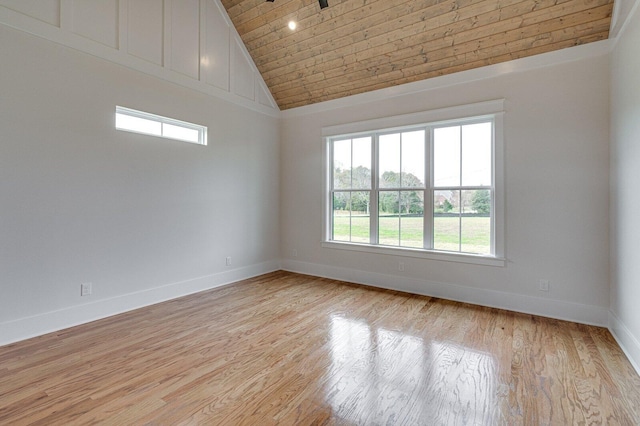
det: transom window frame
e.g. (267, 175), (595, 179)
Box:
(322, 100), (505, 267)
(115, 106), (208, 146)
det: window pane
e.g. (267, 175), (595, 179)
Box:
(461, 189), (491, 254)
(333, 139), (351, 189)
(333, 191), (372, 243)
(115, 107), (206, 145)
(434, 126), (461, 187)
(401, 130), (425, 188)
(352, 137), (372, 189)
(162, 123), (200, 143)
(379, 191), (399, 246)
(116, 113), (162, 136)
(434, 190), (460, 251)
(351, 191), (370, 243)
(379, 133), (400, 188)
(332, 192), (350, 241)
(400, 190), (424, 248)
(462, 122), (492, 186)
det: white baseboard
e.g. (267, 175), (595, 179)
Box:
(608, 311), (640, 376)
(0, 260), (280, 347)
(1, 259), (613, 348)
(282, 259), (609, 327)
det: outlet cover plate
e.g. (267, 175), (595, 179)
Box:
(539, 279), (550, 292)
(81, 282), (92, 296)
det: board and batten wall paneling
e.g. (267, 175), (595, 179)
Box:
(0, 0), (59, 26)
(232, 37), (255, 100)
(169, 0), (200, 79)
(127, 0), (163, 66)
(70, 0), (118, 48)
(202, 0), (230, 91)
(0, 0), (278, 115)
(257, 77), (275, 108)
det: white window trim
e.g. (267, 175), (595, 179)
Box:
(115, 106), (208, 146)
(322, 99), (505, 267)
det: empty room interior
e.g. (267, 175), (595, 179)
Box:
(1, 0), (640, 423)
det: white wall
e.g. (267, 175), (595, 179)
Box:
(281, 48), (611, 326)
(0, 24), (280, 345)
(610, 0), (640, 372)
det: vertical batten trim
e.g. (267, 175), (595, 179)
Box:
(0, 3), (278, 116)
(118, 0), (128, 53)
(59, 0), (73, 31)
(212, 0), (233, 93)
(226, 25), (231, 93)
(212, 0), (275, 106)
(198, 0), (205, 82)
(55, 0), (62, 28)
(163, 0), (172, 70)
(229, 39), (237, 97)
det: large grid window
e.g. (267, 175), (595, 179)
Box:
(328, 117), (495, 257)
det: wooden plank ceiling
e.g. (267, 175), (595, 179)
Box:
(221, 0), (614, 110)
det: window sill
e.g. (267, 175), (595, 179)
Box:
(321, 241), (506, 267)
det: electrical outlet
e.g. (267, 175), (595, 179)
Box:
(399, 262), (405, 272)
(538, 279), (550, 292)
(81, 282), (92, 296)
(292, 249), (298, 258)
(225, 256), (232, 267)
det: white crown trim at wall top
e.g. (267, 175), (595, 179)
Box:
(281, 39), (612, 118)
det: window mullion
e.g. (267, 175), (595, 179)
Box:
(425, 127), (433, 249)
(398, 132), (403, 246)
(458, 126), (463, 252)
(370, 134), (378, 245)
(349, 140), (354, 242)
(328, 140), (334, 241)
(397, 190), (401, 246)
(348, 191), (353, 242)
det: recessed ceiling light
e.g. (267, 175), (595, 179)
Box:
(288, 20), (297, 30)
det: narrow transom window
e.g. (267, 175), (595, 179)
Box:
(115, 106), (207, 145)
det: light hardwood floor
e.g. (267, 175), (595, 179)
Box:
(1, 271), (639, 425)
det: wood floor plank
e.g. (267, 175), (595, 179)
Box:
(1, 271), (639, 425)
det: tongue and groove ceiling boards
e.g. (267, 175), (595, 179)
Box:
(221, 0), (614, 110)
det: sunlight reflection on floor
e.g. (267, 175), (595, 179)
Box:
(326, 315), (497, 424)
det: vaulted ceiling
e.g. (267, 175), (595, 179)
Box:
(221, 0), (614, 110)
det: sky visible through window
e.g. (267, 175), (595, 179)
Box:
(333, 123), (491, 189)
